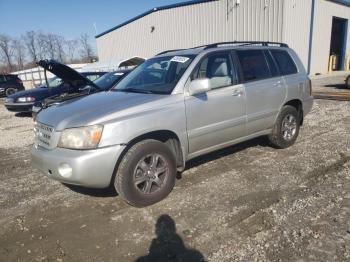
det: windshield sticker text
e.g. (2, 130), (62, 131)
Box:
(170, 56), (190, 63)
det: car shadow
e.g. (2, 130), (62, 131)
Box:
(15, 112), (32, 118)
(184, 136), (269, 172)
(64, 137), (269, 197)
(135, 214), (205, 262)
(63, 183), (118, 197)
(324, 83), (348, 90)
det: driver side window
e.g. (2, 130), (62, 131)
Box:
(192, 53), (235, 89)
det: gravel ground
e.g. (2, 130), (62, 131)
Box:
(0, 75), (349, 261)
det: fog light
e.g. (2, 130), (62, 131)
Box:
(58, 163), (72, 178)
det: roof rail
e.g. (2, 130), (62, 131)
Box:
(204, 41), (289, 49)
(156, 41), (289, 56)
(157, 49), (186, 55)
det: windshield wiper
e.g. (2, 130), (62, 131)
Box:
(116, 87), (154, 94)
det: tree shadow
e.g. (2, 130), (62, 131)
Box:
(136, 214), (205, 262)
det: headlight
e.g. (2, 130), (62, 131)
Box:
(58, 125), (103, 150)
(17, 97), (36, 102)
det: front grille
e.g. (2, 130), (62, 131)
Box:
(34, 122), (54, 149)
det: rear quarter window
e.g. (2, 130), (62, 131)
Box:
(271, 50), (298, 75)
(236, 50), (271, 82)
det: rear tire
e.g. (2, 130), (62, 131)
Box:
(346, 75), (350, 89)
(268, 105), (300, 149)
(5, 87), (17, 97)
(114, 139), (177, 207)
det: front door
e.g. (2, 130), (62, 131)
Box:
(185, 51), (246, 157)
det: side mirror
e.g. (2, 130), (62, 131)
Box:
(188, 78), (211, 96)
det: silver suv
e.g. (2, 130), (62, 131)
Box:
(31, 42), (313, 207)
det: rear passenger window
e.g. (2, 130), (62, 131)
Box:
(265, 51), (280, 77)
(192, 53), (235, 89)
(271, 50), (298, 75)
(0, 75), (5, 83)
(236, 50), (271, 82)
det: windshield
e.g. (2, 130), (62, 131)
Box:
(94, 71), (127, 90)
(42, 77), (63, 88)
(112, 55), (195, 94)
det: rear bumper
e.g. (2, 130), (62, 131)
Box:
(31, 144), (125, 188)
(4, 102), (34, 112)
(303, 96), (314, 116)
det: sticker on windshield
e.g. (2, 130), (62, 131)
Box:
(114, 72), (124, 76)
(170, 56), (190, 63)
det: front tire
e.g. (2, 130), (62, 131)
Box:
(114, 139), (177, 207)
(5, 87), (17, 96)
(268, 105), (300, 149)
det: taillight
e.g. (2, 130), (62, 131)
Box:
(16, 79), (23, 84)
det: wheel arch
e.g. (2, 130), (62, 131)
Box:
(109, 129), (185, 187)
(283, 99), (303, 125)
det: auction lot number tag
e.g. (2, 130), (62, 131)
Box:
(170, 56), (190, 63)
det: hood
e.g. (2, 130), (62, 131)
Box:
(37, 59), (99, 89)
(36, 91), (167, 130)
(9, 87), (50, 100)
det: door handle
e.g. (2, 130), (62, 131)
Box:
(232, 89), (243, 97)
(273, 81), (282, 87)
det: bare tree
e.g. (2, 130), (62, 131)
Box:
(65, 39), (78, 63)
(79, 33), (94, 62)
(23, 31), (38, 63)
(0, 34), (14, 71)
(37, 32), (49, 60)
(13, 38), (25, 70)
(54, 35), (65, 62)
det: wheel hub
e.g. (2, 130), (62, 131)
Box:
(133, 153), (168, 194)
(282, 114), (297, 141)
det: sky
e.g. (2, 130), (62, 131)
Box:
(0, 0), (185, 41)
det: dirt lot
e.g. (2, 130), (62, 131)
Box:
(0, 74), (350, 261)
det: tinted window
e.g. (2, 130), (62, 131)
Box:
(192, 52), (235, 89)
(236, 50), (271, 82)
(0, 75), (6, 83)
(271, 50), (298, 75)
(265, 51), (280, 77)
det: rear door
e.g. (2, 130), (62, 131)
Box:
(185, 51), (246, 156)
(236, 49), (286, 134)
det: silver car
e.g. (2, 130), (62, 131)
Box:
(31, 41), (313, 207)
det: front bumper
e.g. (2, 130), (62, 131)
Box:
(31, 144), (125, 188)
(4, 102), (34, 112)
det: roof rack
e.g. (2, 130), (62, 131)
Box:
(156, 41), (288, 56)
(157, 49), (186, 55)
(204, 41), (289, 49)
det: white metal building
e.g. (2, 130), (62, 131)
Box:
(95, 0), (350, 75)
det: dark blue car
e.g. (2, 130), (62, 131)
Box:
(4, 59), (106, 113)
(31, 68), (132, 118)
